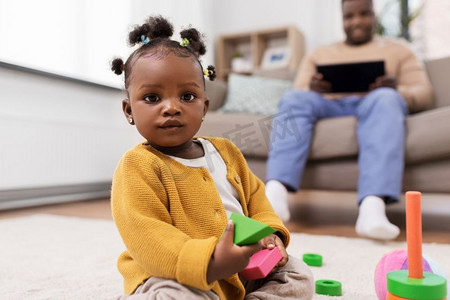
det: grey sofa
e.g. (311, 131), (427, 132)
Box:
(199, 56), (450, 194)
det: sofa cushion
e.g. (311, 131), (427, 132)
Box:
(310, 107), (450, 163)
(200, 106), (450, 165)
(310, 116), (358, 160)
(252, 69), (298, 81)
(220, 73), (292, 116)
(424, 56), (450, 108)
(198, 112), (272, 158)
(406, 106), (450, 163)
(205, 80), (228, 111)
(198, 112), (359, 160)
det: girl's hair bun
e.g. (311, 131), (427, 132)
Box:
(147, 16), (174, 39)
(128, 15), (174, 46)
(180, 27), (206, 56)
(111, 15), (216, 89)
(111, 58), (124, 75)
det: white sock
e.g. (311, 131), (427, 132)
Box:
(265, 180), (290, 222)
(356, 196), (400, 240)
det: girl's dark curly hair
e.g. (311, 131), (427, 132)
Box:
(111, 15), (216, 90)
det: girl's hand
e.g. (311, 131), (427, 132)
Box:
(260, 233), (288, 272)
(207, 220), (261, 284)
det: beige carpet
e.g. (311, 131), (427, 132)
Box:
(1, 215), (448, 300)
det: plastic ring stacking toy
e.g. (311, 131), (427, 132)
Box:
(386, 191), (447, 300)
(315, 279), (342, 296)
(303, 253), (323, 267)
(387, 270), (447, 299)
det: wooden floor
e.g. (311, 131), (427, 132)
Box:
(1, 190), (449, 244)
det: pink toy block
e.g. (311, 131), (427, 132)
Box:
(240, 248), (283, 280)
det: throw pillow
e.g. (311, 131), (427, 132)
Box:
(220, 73), (292, 116)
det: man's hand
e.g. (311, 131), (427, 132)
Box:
(310, 73), (332, 94)
(260, 233), (288, 273)
(206, 221), (261, 284)
(369, 74), (397, 90)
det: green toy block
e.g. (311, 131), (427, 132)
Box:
(229, 212), (276, 245)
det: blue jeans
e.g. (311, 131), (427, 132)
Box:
(266, 88), (408, 204)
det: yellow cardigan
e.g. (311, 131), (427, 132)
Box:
(111, 137), (289, 299)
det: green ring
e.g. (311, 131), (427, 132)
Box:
(303, 253), (323, 266)
(387, 270), (447, 300)
(315, 279), (342, 296)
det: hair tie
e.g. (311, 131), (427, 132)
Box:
(180, 38), (190, 47)
(141, 35), (150, 45)
(203, 66), (216, 81)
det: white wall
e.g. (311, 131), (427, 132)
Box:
(210, 0), (345, 54)
(1, 0), (444, 90)
(208, 0), (450, 60)
(0, 1), (345, 88)
(0, 64), (141, 191)
(417, 0), (450, 59)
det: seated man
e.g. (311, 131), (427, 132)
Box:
(265, 0), (433, 240)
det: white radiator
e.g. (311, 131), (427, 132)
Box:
(0, 62), (141, 209)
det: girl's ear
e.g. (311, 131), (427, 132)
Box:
(122, 99), (134, 125)
(203, 97), (210, 118)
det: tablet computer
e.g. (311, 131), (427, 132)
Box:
(316, 61), (385, 93)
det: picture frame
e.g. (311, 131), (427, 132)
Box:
(260, 46), (291, 70)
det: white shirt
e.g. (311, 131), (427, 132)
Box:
(169, 138), (244, 217)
